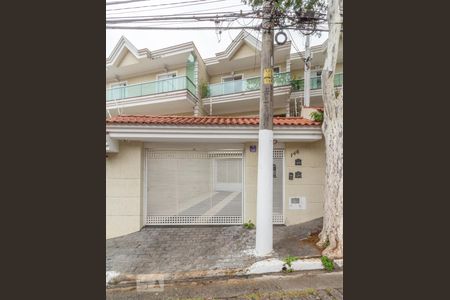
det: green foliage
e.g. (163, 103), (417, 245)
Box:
(282, 255), (299, 272)
(243, 220), (255, 229)
(290, 79), (303, 91)
(242, 0), (326, 13)
(321, 256), (335, 271)
(200, 82), (209, 98)
(310, 110), (324, 122)
(246, 77), (261, 90)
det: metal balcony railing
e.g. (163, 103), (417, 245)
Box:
(106, 76), (196, 101)
(205, 72), (291, 97)
(291, 73), (343, 92)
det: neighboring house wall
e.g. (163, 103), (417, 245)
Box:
(106, 141), (144, 239)
(243, 140), (325, 225)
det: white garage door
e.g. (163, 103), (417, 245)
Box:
(145, 150), (243, 225)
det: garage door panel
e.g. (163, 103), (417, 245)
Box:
(145, 150), (243, 225)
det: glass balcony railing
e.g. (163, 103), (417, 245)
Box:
(206, 72), (291, 97)
(291, 73), (343, 92)
(106, 76), (196, 101)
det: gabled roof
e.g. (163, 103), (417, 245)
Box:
(106, 36), (202, 71)
(106, 36), (151, 67)
(204, 30), (291, 65)
(106, 115), (320, 126)
(289, 35), (344, 61)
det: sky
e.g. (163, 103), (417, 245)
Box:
(106, 0), (328, 60)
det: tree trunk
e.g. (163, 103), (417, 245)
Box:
(316, 0), (344, 259)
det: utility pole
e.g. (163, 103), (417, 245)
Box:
(255, 0), (274, 257)
(304, 34), (311, 107)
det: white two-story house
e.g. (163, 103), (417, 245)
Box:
(106, 30), (343, 239)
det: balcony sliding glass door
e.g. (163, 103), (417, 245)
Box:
(222, 75), (243, 95)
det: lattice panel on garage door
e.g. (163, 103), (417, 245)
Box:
(146, 150), (243, 225)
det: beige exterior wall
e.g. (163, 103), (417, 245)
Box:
(243, 140), (325, 225)
(106, 141), (144, 239)
(231, 43), (256, 60)
(105, 140), (324, 237)
(243, 142), (258, 223)
(284, 141), (325, 225)
(208, 63), (287, 85)
(106, 66), (187, 89)
(118, 50), (140, 68)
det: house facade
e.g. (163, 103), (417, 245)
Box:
(106, 31), (343, 239)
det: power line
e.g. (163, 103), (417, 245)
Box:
(106, 25), (331, 31)
(106, 0), (222, 12)
(107, 25), (260, 30)
(106, 13), (258, 24)
(287, 29), (304, 59)
(106, 0), (150, 5)
(107, 10), (256, 19)
(106, 0), (227, 15)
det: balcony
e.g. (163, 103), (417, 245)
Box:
(203, 72), (292, 115)
(205, 72), (291, 97)
(106, 76), (196, 101)
(291, 73), (343, 92)
(106, 76), (198, 116)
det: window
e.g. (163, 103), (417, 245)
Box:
(273, 66), (281, 73)
(156, 72), (178, 93)
(222, 74), (243, 94)
(157, 72), (177, 80)
(110, 82), (127, 88)
(222, 74), (243, 82)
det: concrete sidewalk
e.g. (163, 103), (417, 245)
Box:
(106, 270), (343, 300)
(106, 218), (324, 284)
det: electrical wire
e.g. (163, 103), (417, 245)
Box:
(106, 0), (223, 12)
(106, 0), (228, 15)
(106, 0), (150, 5)
(106, 25), (330, 31)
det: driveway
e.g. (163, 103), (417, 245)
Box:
(106, 218), (323, 280)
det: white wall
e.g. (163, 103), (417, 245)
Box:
(106, 141), (144, 239)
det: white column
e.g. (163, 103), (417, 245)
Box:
(304, 35), (311, 107)
(255, 129), (273, 256)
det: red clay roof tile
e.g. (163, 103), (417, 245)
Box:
(106, 115), (320, 126)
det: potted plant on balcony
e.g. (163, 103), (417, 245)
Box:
(200, 82), (209, 98)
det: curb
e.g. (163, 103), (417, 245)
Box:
(246, 257), (343, 275)
(106, 258), (343, 288)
